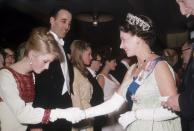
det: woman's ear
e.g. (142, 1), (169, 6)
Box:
(28, 50), (33, 58)
(28, 50), (38, 59)
(27, 50), (34, 65)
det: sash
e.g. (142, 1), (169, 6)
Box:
(126, 57), (162, 109)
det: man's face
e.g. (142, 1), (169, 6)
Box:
(176, 0), (194, 17)
(50, 9), (72, 38)
(91, 55), (102, 72)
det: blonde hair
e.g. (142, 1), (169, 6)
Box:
(24, 27), (62, 60)
(70, 40), (91, 77)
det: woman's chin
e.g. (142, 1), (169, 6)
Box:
(34, 70), (42, 74)
(126, 53), (133, 57)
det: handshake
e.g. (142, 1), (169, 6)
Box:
(50, 107), (86, 124)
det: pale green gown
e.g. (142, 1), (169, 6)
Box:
(121, 63), (181, 131)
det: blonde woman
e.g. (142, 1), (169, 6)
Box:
(0, 27), (84, 131)
(70, 40), (94, 131)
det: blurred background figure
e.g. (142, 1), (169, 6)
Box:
(111, 50), (136, 83)
(162, 48), (182, 87)
(87, 48), (105, 131)
(0, 47), (5, 68)
(177, 39), (193, 92)
(70, 40), (93, 131)
(162, 48), (179, 68)
(88, 48), (103, 77)
(97, 48), (124, 131)
(4, 48), (15, 67)
(97, 48), (119, 101)
(181, 39), (193, 70)
(16, 42), (26, 61)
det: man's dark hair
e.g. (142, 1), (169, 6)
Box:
(91, 48), (101, 61)
(49, 6), (71, 18)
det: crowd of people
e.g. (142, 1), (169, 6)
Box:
(0, 0), (194, 131)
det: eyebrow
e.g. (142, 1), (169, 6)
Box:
(61, 18), (71, 23)
(61, 18), (68, 21)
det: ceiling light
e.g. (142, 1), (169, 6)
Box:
(75, 12), (114, 26)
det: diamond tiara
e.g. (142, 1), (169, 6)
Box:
(126, 13), (151, 31)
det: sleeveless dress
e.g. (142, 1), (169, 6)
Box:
(97, 74), (119, 101)
(97, 74), (124, 131)
(121, 62), (181, 131)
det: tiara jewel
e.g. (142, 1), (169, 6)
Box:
(126, 13), (150, 31)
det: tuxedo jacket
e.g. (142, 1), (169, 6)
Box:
(33, 59), (73, 108)
(111, 62), (128, 83)
(87, 72), (106, 131)
(87, 72), (104, 106)
(30, 56), (74, 131)
(179, 56), (194, 131)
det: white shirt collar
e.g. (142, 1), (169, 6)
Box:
(121, 60), (130, 69)
(49, 31), (64, 46)
(87, 67), (96, 77)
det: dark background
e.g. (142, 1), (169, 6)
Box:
(0, 0), (194, 52)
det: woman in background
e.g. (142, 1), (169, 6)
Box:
(4, 48), (16, 66)
(97, 49), (125, 131)
(0, 47), (5, 68)
(70, 40), (93, 131)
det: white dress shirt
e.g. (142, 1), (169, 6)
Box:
(87, 67), (96, 77)
(121, 60), (130, 70)
(49, 31), (70, 95)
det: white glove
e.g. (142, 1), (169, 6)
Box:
(118, 111), (137, 129)
(136, 107), (178, 121)
(85, 93), (125, 118)
(159, 96), (169, 102)
(50, 107), (85, 123)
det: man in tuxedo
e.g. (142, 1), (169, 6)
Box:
(87, 50), (106, 131)
(111, 57), (130, 83)
(29, 7), (74, 131)
(111, 51), (136, 83)
(164, 0), (194, 131)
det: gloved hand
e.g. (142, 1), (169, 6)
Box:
(50, 107), (85, 123)
(118, 111), (137, 129)
(85, 93), (125, 119)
